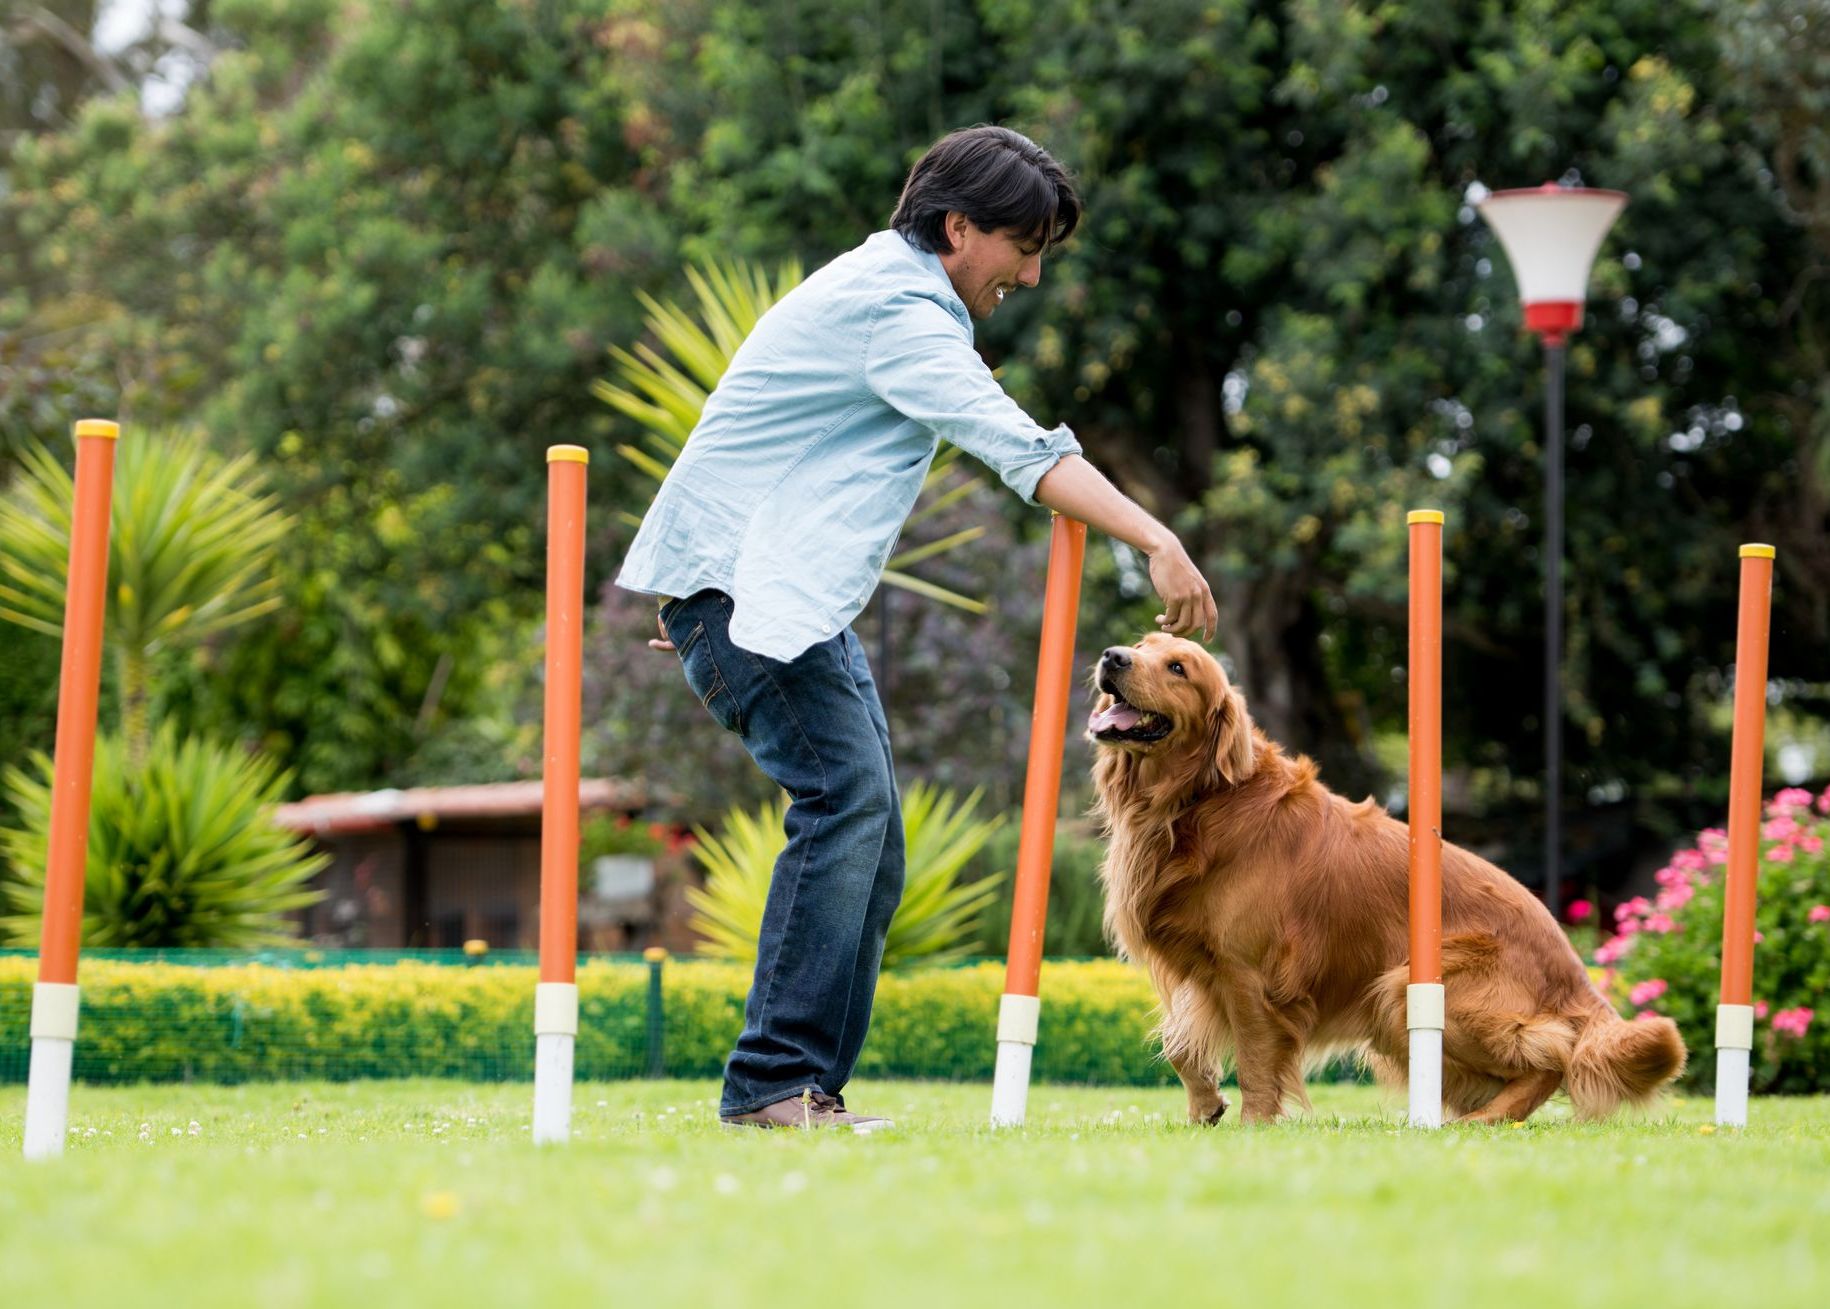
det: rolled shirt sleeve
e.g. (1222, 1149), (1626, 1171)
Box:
(863, 289), (1081, 506)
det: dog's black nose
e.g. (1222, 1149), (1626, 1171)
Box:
(1100, 647), (1132, 670)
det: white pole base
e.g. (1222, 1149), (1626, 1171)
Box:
(24, 1036), (75, 1161)
(1407, 983), (1445, 1129)
(989, 992), (1040, 1128)
(532, 1033), (574, 1144)
(532, 981), (579, 1145)
(1715, 1003), (1753, 1128)
(1408, 1027), (1443, 1128)
(1714, 1047), (1750, 1128)
(990, 1039), (1033, 1128)
(24, 982), (81, 1161)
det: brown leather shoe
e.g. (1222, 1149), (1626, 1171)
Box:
(720, 1089), (894, 1133)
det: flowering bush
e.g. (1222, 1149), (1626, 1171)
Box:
(579, 814), (694, 863)
(1599, 786), (1830, 1094)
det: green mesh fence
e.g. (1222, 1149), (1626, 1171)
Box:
(0, 950), (1366, 1087)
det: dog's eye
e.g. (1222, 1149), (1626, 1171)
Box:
(1168, 661), (1186, 678)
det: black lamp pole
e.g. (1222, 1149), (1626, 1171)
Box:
(1542, 339), (1566, 920)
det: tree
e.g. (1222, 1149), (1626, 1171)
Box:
(611, 0), (1826, 867)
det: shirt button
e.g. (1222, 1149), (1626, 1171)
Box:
(822, 624), (832, 634)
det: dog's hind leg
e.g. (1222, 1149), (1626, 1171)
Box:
(1456, 1069), (1563, 1124)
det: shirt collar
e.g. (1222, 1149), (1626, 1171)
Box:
(869, 229), (970, 326)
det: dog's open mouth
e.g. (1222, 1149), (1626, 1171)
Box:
(1088, 693), (1173, 743)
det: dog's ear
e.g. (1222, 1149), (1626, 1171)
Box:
(1205, 688), (1257, 786)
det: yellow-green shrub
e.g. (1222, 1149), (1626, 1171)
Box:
(0, 955), (1177, 1086)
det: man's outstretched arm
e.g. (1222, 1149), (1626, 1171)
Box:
(1034, 454), (1218, 642)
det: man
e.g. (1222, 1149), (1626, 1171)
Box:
(616, 125), (1217, 1130)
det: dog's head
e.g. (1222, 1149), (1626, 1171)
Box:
(1086, 634), (1256, 788)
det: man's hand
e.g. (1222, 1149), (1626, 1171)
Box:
(1032, 455), (1219, 643)
(1147, 539), (1218, 642)
(649, 613), (675, 652)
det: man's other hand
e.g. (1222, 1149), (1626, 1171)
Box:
(649, 614), (675, 652)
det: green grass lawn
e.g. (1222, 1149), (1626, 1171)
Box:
(2, 1079), (1826, 1308)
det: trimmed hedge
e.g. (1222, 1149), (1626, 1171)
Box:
(0, 956), (1177, 1087)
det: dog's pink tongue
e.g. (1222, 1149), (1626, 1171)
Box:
(1089, 703), (1142, 733)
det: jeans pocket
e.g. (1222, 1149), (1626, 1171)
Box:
(676, 620), (742, 734)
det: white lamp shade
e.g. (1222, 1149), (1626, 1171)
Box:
(1476, 185), (1626, 338)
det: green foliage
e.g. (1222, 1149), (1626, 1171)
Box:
(0, 727), (328, 949)
(1600, 786), (1830, 1093)
(0, 954), (1172, 1085)
(967, 819), (1113, 958)
(5, 0), (1827, 877)
(0, 428), (287, 648)
(3, 0), (679, 793)
(685, 782), (1006, 968)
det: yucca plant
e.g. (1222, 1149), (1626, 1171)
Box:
(593, 259), (991, 614)
(685, 781), (1007, 967)
(0, 726), (327, 948)
(0, 428), (290, 761)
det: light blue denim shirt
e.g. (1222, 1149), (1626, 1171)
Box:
(615, 229), (1082, 661)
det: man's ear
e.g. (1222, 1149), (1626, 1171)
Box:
(1206, 688), (1257, 786)
(943, 209), (971, 251)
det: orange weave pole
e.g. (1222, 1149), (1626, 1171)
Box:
(37, 420), (120, 988)
(1407, 511), (1444, 986)
(538, 446), (589, 985)
(1001, 515), (1087, 999)
(1719, 545), (1775, 1007)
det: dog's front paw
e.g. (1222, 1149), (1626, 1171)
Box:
(1191, 1093), (1228, 1125)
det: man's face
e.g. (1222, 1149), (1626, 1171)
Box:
(936, 213), (1045, 320)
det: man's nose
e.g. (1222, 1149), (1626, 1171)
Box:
(1019, 253), (1042, 287)
(1100, 647), (1132, 670)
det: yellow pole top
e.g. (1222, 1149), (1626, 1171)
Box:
(547, 445), (589, 464)
(643, 946), (669, 963)
(1407, 510), (1445, 525)
(74, 419), (120, 440)
(1740, 544), (1775, 559)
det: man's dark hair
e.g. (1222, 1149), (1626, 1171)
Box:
(891, 125), (1080, 254)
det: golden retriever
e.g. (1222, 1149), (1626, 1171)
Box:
(1087, 633), (1685, 1125)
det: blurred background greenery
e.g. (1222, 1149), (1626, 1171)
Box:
(3, 0), (1828, 940)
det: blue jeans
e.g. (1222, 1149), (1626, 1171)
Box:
(658, 590), (905, 1116)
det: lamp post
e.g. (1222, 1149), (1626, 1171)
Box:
(1476, 184), (1626, 918)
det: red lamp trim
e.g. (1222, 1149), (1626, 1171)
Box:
(1523, 300), (1583, 344)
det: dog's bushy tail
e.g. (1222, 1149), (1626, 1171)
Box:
(1565, 1007), (1686, 1119)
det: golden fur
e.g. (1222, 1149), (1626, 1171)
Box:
(1087, 633), (1686, 1125)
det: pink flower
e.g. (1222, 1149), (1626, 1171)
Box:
(1595, 935), (1632, 965)
(1771, 1007), (1814, 1039)
(1770, 788), (1815, 817)
(1700, 829), (1730, 865)
(1754, 930), (1765, 944)
(1565, 898), (1595, 924)
(1642, 913), (1679, 934)
(1817, 786), (1830, 815)
(1614, 896), (1651, 924)
(1810, 905), (1830, 924)
(1633, 1010), (1662, 1022)
(1763, 816), (1801, 843)
(1671, 849), (1708, 874)
(1629, 978), (1669, 1007)
(1755, 1000), (1770, 1020)
(1768, 844), (1796, 864)
(1802, 835), (1824, 855)
(1656, 882), (1695, 911)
